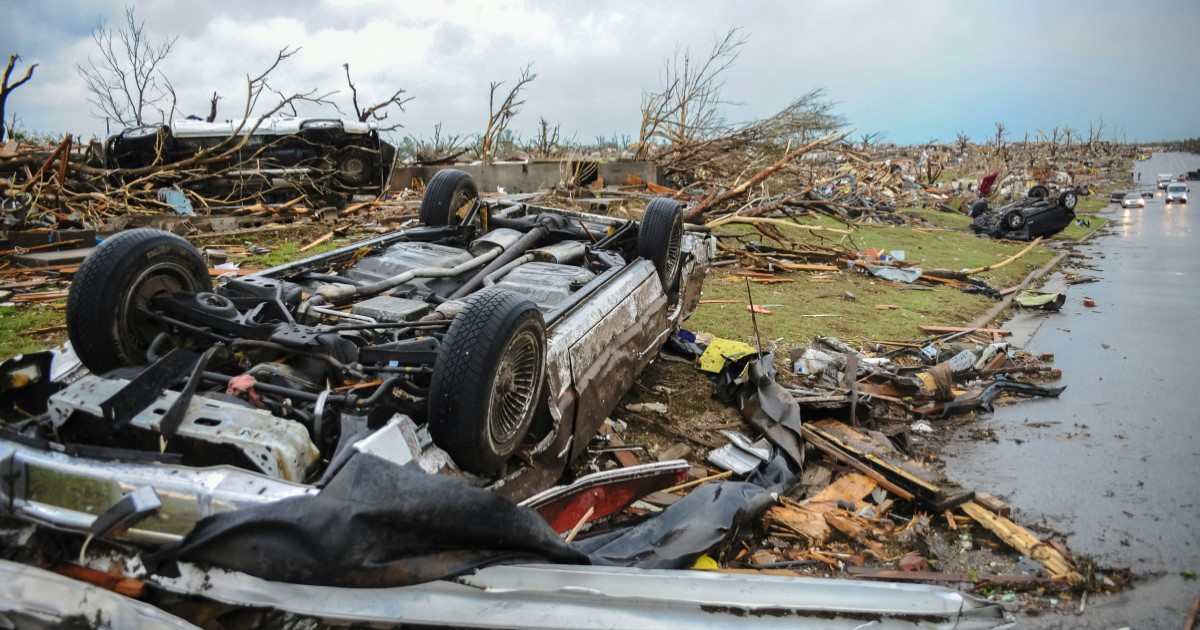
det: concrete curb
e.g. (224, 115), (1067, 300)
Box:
(969, 250), (1069, 330)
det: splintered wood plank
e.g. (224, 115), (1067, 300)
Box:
(808, 420), (945, 497)
(764, 504), (829, 544)
(299, 231), (336, 252)
(804, 472), (878, 514)
(801, 429), (915, 501)
(961, 500), (1080, 583)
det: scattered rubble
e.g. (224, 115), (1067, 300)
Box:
(0, 96), (1141, 627)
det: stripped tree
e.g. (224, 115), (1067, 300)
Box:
(1, 53), (37, 142)
(479, 63), (536, 164)
(635, 27), (747, 160)
(342, 63), (413, 127)
(76, 6), (177, 128)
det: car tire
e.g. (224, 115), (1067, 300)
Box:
(419, 169), (479, 226)
(1058, 191), (1078, 211)
(969, 199), (989, 218)
(428, 287), (547, 476)
(67, 229), (212, 373)
(636, 197), (685, 290)
(334, 147), (374, 186)
(1028, 185), (1050, 200)
(117, 125), (174, 167)
(1003, 209), (1026, 230)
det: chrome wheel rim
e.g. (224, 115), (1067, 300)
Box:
(488, 327), (543, 446)
(664, 217), (683, 281)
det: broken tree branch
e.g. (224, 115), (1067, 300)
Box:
(685, 128), (851, 222)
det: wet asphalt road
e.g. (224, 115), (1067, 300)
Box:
(942, 152), (1200, 628)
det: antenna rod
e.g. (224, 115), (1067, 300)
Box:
(745, 277), (763, 356)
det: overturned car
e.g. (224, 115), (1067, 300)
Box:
(970, 185), (1078, 241)
(104, 117), (396, 202)
(1, 169), (709, 530)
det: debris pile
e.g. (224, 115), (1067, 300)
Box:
(563, 319), (1132, 613)
(0, 130), (390, 233)
(784, 329), (1064, 421)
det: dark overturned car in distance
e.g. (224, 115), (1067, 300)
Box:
(970, 185), (1078, 240)
(104, 117), (397, 203)
(0, 168), (711, 544)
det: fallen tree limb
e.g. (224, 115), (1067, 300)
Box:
(920, 237), (1043, 281)
(964, 237), (1043, 274)
(684, 129), (850, 222)
(706, 215), (853, 235)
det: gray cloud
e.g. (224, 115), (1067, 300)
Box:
(4, 0), (1198, 144)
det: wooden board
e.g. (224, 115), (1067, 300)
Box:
(803, 473), (877, 514)
(961, 500), (1080, 583)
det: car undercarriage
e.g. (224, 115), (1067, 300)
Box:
(2, 170), (709, 515)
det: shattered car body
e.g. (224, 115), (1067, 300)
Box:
(104, 117), (397, 200)
(0, 169), (710, 538)
(971, 185), (1078, 240)
(0, 555), (1013, 629)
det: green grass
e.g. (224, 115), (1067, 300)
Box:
(900, 206), (974, 229)
(1054, 191), (1111, 241)
(0, 305), (68, 359)
(1075, 194), (1109, 214)
(241, 239), (344, 269)
(1054, 215), (1107, 241)
(688, 218), (1055, 349)
(688, 274), (1002, 347)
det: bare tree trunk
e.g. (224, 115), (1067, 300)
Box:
(343, 63), (412, 126)
(480, 64), (536, 164)
(0, 53), (37, 142)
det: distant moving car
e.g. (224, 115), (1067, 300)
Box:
(1139, 186), (1157, 198)
(1165, 183), (1189, 204)
(1109, 190), (1127, 204)
(1157, 174), (1174, 189)
(971, 185), (1078, 241)
(1121, 192), (1145, 208)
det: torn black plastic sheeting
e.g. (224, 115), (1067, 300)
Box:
(939, 380), (1066, 417)
(143, 452), (588, 587)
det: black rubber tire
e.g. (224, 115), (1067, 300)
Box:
(1028, 185), (1050, 200)
(636, 197), (685, 290)
(427, 287), (547, 475)
(419, 169), (479, 226)
(1003, 209), (1027, 230)
(1058, 191), (1078, 211)
(969, 199), (989, 218)
(67, 229), (211, 373)
(334, 147), (373, 186)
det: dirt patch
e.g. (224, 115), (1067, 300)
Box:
(611, 359), (747, 462)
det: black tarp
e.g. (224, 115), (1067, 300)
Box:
(144, 452), (588, 587)
(714, 354), (805, 466)
(574, 481), (773, 569)
(144, 452), (782, 586)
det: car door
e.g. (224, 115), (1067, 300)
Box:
(545, 261), (667, 462)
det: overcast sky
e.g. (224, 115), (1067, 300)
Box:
(6, 0), (1199, 146)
